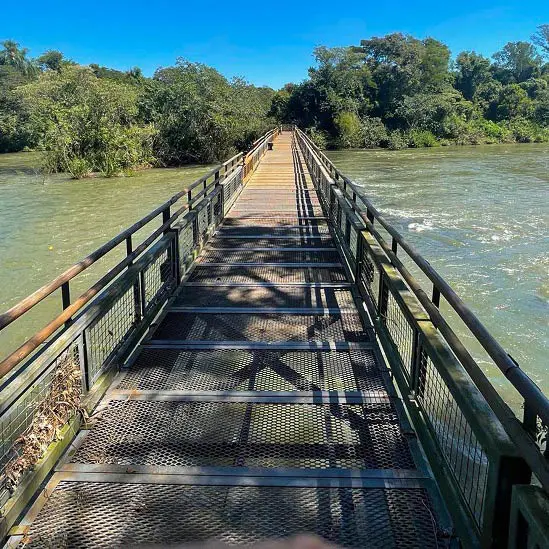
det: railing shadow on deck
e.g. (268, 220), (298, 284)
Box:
(293, 127), (549, 549)
(0, 128), (280, 540)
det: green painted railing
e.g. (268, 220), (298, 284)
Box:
(295, 126), (549, 549)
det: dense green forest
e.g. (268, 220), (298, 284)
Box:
(1, 26), (548, 177)
(273, 26), (549, 149)
(0, 44), (275, 177)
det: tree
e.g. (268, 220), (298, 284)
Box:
(0, 40), (37, 76)
(147, 59), (274, 164)
(455, 51), (492, 100)
(532, 25), (549, 58)
(495, 84), (532, 120)
(18, 66), (156, 177)
(37, 50), (70, 72)
(420, 38), (451, 90)
(493, 41), (542, 83)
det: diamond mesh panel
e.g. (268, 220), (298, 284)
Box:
(178, 223), (194, 275)
(73, 400), (414, 469)
(188, 265), (347, 284)
(383, 292), (415, 377)
(152, 312), (370, 342)
(174, 286), (355, 308)
(200, 249), (341, 264)
(211, 236), (334, 248)
(86, 287), (135, 382)
(360, 246), (379, 306)
(17, 483), (446, 548)
(417, 354), (488, 526)
(0, 344), (80, 506)
(118, 348), (386, 392)
(142, 248), (175, 312)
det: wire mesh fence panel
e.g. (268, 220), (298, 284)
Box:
(382, 292), (415, 378)
(86, 287), (136, 384)
(0, 342), (80, 506)
(417, 353), (489, 526)
(142, 248), (175, 314)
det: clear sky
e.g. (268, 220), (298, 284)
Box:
(2, 0), (548, 89)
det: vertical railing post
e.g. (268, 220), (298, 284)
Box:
(354, 230), (364, 285)
(126, 235), (142, 323)
(61, 281), (72, 328)
(77, 331), (90, 393)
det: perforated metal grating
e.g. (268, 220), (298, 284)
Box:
(118, 348), (387, 392)
(16, 482), (447, 548)
(73, 400), (414, 469)
(188, 265), (347, 284)
(216, 225), (331, 237)
(222, 217), (328, 227)
(211, 236), (335, 248)
(173, 285), (356, 308)
(151, 312), (370, 342)
(200, 249), (341, 264)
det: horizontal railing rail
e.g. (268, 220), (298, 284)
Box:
(294, 127), (549, 549)
(0, 127), (279, 537)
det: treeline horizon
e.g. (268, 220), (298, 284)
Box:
(0, 26), (548, 178)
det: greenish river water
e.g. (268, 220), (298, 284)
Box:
(0, 147), (547, 407)
(327, 144), (549, 404)
(0, 152), (211, 360)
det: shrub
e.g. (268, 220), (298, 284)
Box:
(386, 130), (408, 150)
(333, 111), (363, 148)
(305, 127), (329, 149)
(361, 116), (388, 148)
(407, 129), (439, 147)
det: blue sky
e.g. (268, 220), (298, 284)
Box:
(2, 0), (548, 89)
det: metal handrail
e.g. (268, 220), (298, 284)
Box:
(0, 128), (278, 379)
(295, 126), (549, 490)
(295, 127), (549, 426)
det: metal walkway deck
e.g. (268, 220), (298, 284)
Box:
(6, 132), (454, 547)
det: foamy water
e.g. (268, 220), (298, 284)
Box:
(328, 144), (549, 406)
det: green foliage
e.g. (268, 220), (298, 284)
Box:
(271, 28), (549, 150)
(146, 60), (274, 165)
(361, 116), (387, 148)
(0, 41), (37, 76)
(495, 84), (533, 120)
(455, 52), (492, 100)
(532, 25), (549, 59)
(305, 127), (328, 149)
(18, 66), (156, 178)
(506, 118), (549, 142)
(493, 42), (542, 83)
(333, 111), (362, 148)
(37, 50), (70, 72)
(2, 29), (549, 167)
(407, 129), (439, 147)
(386, 130), (407, 150)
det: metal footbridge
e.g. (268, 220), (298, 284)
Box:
(0, 128), (548, 548)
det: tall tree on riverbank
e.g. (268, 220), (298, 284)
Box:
(274, 28), (549, 149)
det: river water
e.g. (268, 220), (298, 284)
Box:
(0, 152), (211, 360)
(0, 147), (547, 406)
(327, 144), (549, 405)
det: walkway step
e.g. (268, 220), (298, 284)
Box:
(187, 265), (347, 284)
(199, 249), (341, 263)
(118, 347), (387, 393)
(15, 478), (445, 548)
(148, 311), (371, 343)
